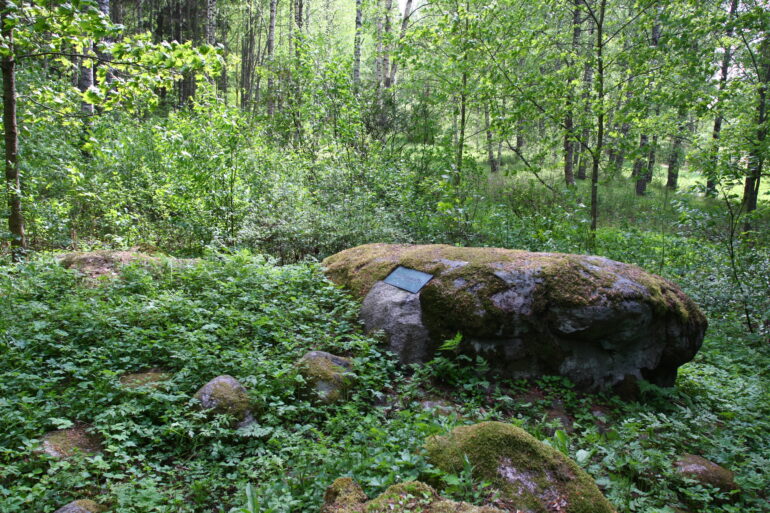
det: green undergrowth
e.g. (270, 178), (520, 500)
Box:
(1, 252), (768, 513)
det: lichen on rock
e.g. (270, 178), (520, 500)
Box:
(193, 375), (253, 425)
(59, 250), (161, 279)
(53, 500), (106, 513)
(425, 421), (616, 513)
(323, 244), (707, 392)
(320, 478), (504, 513)
(674, 454), (738, 493)
(119, 369), (171, 389)
(40, 426), (103, 459)
(297, 351), (355, 404)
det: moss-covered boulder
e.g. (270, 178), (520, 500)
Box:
(297, 351), (355, 404)
(323, 244), (706, 391)
(674, 454), (738, 493)
(39, 426), (103, 459)
(425, 422), (616, 513)
(321, 478), (504, 513)
(119, 369), (171, 389)
(53, 500), (106, 513)
(193, 375), (253, 426)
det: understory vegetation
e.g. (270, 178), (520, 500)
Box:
(2, 0), (770, 512)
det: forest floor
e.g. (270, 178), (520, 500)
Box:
(1, 244), (768, 513)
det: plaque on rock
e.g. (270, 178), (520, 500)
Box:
(383, 266), (433, 294)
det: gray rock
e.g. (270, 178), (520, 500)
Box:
(53, 500), (105, 513)
(674, 454), (739, 493)
(193, 375), (253, 425)
(297, 351), (354, 403)
(360, 281), (433, 364)
(323, 244), (707, 393)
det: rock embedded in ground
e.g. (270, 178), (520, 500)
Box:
(193, 375), (253, 425)
(59, 250), (161, 279)
(119, 369), (171, 389)
(674, 454), (738, 493)
(297, 351), (355, 404)
(425, 421), (616, 513)
(321, 478), (504, 513)
(40, 426), (103, 459)
(323, 243), (707, 391)
(53, 500), (106, 513)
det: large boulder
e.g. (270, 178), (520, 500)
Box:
(323, 244), (706, 391)
(425, 422), (616, 513)
(321, 478), (504, 513)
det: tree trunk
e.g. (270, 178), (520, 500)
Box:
(707, 0), (739, 196)
(563, 0), (581, 186)
(266, 0), (278, 116)
(666, 109), (687, 190)
(388, 0), (413, 86)
(353, 0), (362, 86)
(1, 10), (25, 259)
(590, 0), (607, 242)
(485, 104), (498, 173)
(206, 0), (216, 45)
(743, 38), (770, 229)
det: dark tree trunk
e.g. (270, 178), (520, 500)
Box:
(563, 0), (581, 186)
(266, 0), (277, 116)
(485, 104), (498, 173)
(666, 110), (687, 190)
(590, 0), (607, 242)
(743, 38), (770, 230)
(1, 8), (25, 259)
(353, 0), (362, 85)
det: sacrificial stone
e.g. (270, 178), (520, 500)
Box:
(322, 244), (706, 391)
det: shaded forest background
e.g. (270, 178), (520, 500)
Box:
(1, 0), (769, 328)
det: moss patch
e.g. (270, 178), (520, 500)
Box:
(297, 351), (355, 403)
(322, 479), (504, 513)
(425, 422), (615, 513)
(54, 500), (107, 513)
(193, 375), (251, 421)
(119, 369), (171, 389)
(323, 244), (706, 339)
(41, 426), (103, 459)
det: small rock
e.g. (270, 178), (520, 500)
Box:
(119, 369), (171, 389)
(297, 351), (355, 404)
(60, 250), (160, 279)
(193, 375), (252, 425)
(674, 454), (738, 493)
(53, 500), (106, 513)
(419, 399), (455, 415)
(40, 426), (103, 459)
(321, 478), (504, 513)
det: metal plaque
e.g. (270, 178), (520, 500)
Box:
(383, 266), (433, 294)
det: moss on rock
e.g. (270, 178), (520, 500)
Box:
(119, 369), (171, 389)
(40, 426), (103, 459)
(425, 422), (616, 513)
(193, 375), (252, 423)
(297, 351), (355, 404)
(60, 250), (161, 279)
(321, 479), (504, 513)
(323, 244), (707, 391)
(53, 499), (107, 513)
(674, 454), (738, 493)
